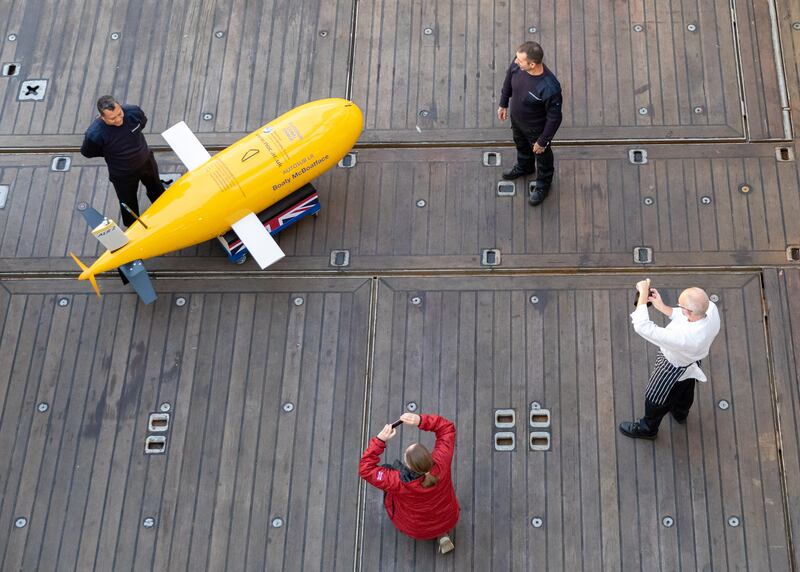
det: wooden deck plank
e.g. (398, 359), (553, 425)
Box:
(21, 294), (88, 572)
(763, 268), (800, 568)
(592, 291), (622, 569)
(576, 290), (603, 570)
(240, 296), (290, 571)
(735, 0), (787, 140)
(742, 277), (792, 571)
(90, 302), (155, 571)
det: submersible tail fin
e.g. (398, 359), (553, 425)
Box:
(69, 252), (101, 298)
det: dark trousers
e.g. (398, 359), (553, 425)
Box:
(638, 378), (696, 434)
(109, 152), (165, 226)
(511, 119), (555, 188)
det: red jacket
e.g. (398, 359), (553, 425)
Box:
(359, 414), (460, 540)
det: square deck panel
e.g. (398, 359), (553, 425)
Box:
(361, 273), (790, 570)
(0, 277), (371, 572)
(1, 142), (799, 275)
(0, 0), (353, 144)
(352, 0), (746, 143)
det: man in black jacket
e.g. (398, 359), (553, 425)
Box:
(80, 95), (165, 226)
(497, 42), (563, 206)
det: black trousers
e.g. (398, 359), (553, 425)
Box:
(510, 119), (555, 188)
(638, 378), (696, 434)
(109, 152), (165, 226)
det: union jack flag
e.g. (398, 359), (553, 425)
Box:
(218, 192), (320, 261)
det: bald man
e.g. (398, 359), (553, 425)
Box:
(619, 280), (721, 439)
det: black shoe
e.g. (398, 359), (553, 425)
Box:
(671, 413), (687, 425)
(502, 165), (534, 180)
(619, 421), (657, 440)
(528, 184), (550, 206)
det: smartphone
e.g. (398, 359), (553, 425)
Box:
(391, 419), (403, 429)
(632, 289), (654, 308)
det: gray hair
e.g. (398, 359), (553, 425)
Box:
(96, 95), (118, 115)
(681, 287), (710, 316)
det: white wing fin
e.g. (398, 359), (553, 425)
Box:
(161, 121), (212, 171)
(231, 213), (286, 269)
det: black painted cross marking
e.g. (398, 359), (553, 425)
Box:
(25, 84), (39, 96)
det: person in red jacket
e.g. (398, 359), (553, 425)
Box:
(359, 412), (460, 554)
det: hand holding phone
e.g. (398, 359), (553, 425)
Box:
(391, 419), (403, 429)
(632, 288), (655, 308)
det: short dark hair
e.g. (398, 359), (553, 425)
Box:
(96, 95), (118, 115)
(517, 41), (544, 64)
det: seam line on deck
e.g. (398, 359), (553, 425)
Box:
(352, 275), (377, 572)
(759, 271), (798, 571)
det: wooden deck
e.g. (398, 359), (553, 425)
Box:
(0, 141), (798, 274)
(0, 0), (799, 570)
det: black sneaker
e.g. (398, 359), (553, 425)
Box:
(618, 421), (657, 440)
(671, 413), (687, 425)
(528, 184), (550, 206)
(502, 165), (534, 180)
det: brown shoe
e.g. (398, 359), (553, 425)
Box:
(438, 535), (455, 554)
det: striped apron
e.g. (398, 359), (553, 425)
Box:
(644, 351), (692, 405)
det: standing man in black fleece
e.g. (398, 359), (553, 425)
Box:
(497, 42), (563, 206)
(80, 95), (165, 227)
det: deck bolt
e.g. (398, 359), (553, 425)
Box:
(638, 106), (649, 115)
(643, 197), (654, 206)
(531, 517), (543, 528)
(143, 517), (155, 528)
(423, 28), (433, 36)
(14, 517), (27, 528)
(727, 516), (740, 527)
(710, 294), (720, 303)
(7, 34), (17, 42)
(793, 22), (800, 30)
(282, 402), (295, 413)
(687, 23), (697, 32)
(701, 196), (712, 205)
(406, 401), (418, 412)
(662, 516), (674, 527)
(38, 402), (49, 413)
(633, 24), (644, 32)
(528, 26), (538, 34)
(319, 30), (328, 37)
(202, 112), (214, 121)
(411, 296), (422, 306)
(293, 297), (304, 306)
(58, 297), (70, 307)
(160, 402), (171, 412)
(416, 199), (426, 208)
(272, 517), (284, 528)
(739, 184), (751, 194)
(215, 31), (225, 38)
(694, 106), (704, 114)
(176, 297), (186, 307)
(530, 295), (539, 304)
(110, 32), (121, 40)
(718, 399), (730, 410)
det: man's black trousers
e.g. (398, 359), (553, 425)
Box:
(511, 118), (555, 189)
(109, 152), (165, 227)
(638, 378), (696, 434)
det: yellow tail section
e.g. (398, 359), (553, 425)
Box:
(69, 252), (102, 298)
